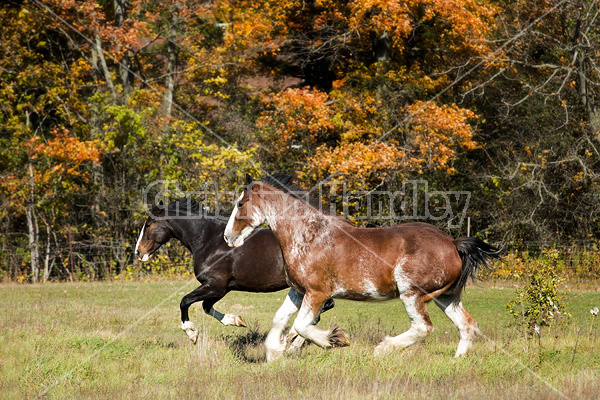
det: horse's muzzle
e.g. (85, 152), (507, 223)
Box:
(224, 234), (244, 248)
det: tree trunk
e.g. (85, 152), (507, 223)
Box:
(164, 3), (180, 117)
(373, 31), (391, 63)
(114, 0), (134, 98)
(94, 35), (117, 102)
(573, 4), (599, 134)
(43, 221), (51, 283)
(27, 162), (40, 283)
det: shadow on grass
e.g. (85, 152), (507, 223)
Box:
(224, 325), (269, 363)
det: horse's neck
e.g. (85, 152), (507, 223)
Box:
(263, 192), (330, 248)
(167, 217), (224, 254)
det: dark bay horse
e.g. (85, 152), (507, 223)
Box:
(224, 174), (501, 361)
(134, 198), (334, 344)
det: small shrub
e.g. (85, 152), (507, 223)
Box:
(506, 250), (571, 333)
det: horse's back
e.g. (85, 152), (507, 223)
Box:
(380, 222), (462, 293)
(323, 221), (461, 297)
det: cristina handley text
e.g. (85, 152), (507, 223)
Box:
(143, 180), (471, 229)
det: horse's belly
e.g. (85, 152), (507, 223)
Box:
(333, 291), (397, 302)
(331, 280), (398, 301)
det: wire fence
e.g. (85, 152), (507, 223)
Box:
(1, 235), (599, 283)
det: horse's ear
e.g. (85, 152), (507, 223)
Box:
(151, 201), (164, 216)
(245, 173), (254, 185)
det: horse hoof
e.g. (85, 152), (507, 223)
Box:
(266, 348), (284, 362)
(189, 330), (199, 344)
(236, 315), (247, 328)
(287, 331), (298, 341)
(373, 345), (387, 356)
(181, 321), (199, 344)
(373, 337), (392, 356)
(286, 332), (306, 353)
(328, 324), (350, 348)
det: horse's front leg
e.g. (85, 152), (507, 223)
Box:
(285, 298), (335, 353)
(265, 288), (303, 361)
(291, 291), (349, 350)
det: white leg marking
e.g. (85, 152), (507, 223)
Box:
(208, 307), (246, 327)
(181, 320), (199, 344)
(265, 289), (303, 362)
(374, 295), (432, 356)
(437, 300), (477, 357)
(393, 257), (411, 294)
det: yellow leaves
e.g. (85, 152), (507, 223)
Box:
(203, 76), (228, 85)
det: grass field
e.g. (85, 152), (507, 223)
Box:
(1, 280), (599, 399)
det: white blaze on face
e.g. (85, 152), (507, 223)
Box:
(224, 192), (243, 246)
(135, 224), (145, 260)
(225, 191), (264, 247)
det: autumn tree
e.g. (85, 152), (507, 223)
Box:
(2, 0), (599, 282)
(0, 3), (103, 281)
(460, 0), (600, 242)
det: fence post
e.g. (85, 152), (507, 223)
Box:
(68, 224), (74, 282)
(467, 216), (471, 237)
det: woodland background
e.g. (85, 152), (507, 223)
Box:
(1, 0), (599, 282)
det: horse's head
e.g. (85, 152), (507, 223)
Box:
(135, 201), (172, 262)
(224, 173), (266, 247)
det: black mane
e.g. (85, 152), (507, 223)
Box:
(159, 196), (229, 222)
(260, 174), (297, 193)
(164, 197), (204, 217)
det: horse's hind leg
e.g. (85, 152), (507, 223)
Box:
(374, 292), (434, 356)
(201, 298), (247, 327)
(291, 291), (349, 350)
(435, 293), (478, 357)
(180, 283), (245, 344)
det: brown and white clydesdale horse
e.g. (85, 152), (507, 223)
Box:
(224, 174), (501, 361)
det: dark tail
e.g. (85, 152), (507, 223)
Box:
(452, 237), (503, 299)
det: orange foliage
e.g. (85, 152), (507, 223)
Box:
(27, 128), (101, 185)
(298, 99), (479, 185)
(301, 141), (403, 189)
(256, 88), (335, 152)
(404, 101), (478, 174)
(307, 0), (495, 58)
